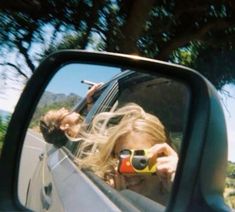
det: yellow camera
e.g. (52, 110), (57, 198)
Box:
(118, 149), (156, 175)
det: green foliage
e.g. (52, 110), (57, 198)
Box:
(194, 48), (235, 89)
(225, 161), (235, 208)
(227, 161), (235, 179)
(29, 96), (78, 129)
(1, 1), (235, 89)
(170, 42), (201, 67)
(224, 161), (235, 208)
(41, 33), (87, 58)
(0, 115), (11, 153)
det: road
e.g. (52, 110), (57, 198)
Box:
(18, 129), (46, 205)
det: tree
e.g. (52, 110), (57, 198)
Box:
(0, 0), (235, 89)
(227, 161), (235, 179)
(0, 115), (10, 152)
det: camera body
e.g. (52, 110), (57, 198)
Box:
(118, 149), (156, 175)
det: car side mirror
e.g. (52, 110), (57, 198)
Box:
(0, 51), (229, 211)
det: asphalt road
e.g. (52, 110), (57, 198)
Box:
(18, 129), (46, 206)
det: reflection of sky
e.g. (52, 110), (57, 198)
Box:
(45, 63), (121, 97)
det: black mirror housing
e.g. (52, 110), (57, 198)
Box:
(0, 51), (229, 211)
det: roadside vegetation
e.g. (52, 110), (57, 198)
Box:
(0, 115), (11, 154)
(30, 103), (73, 130)
(29, 93), (80, 130)
(225, 161), (235, 208)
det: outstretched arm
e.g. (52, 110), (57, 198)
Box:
(86, 83), (103, 110)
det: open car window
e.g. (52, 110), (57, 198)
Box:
(83, 71), (190, 151)
(76, 71), (191, 207)
(115, 72), (190, 152)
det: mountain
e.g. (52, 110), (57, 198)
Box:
(30, 91), (82, 128)
(38, 91), (82, 108)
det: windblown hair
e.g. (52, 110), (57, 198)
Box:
(40, 109), (69, 147)
(75, 103), (171, 179)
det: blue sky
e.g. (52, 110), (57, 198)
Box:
(45, 63), (121, 97)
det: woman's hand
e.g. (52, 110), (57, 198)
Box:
(86, 83), (103, 104)
(105, 168), (126, 190)
(149, 143), (178, 191)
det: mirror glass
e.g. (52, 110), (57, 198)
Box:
(18, 62), (190, 210)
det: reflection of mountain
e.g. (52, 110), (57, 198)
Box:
(38, 91), (82, 108)
(30, 91), (82, 128)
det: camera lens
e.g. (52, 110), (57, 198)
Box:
(140, 159), (147, 166)
(132, 157), (148, 170)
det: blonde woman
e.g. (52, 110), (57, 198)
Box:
(76, 103), (178, 205)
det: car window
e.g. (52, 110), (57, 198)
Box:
(116, 72), (190, 152)
(83, 72), (190, 151)
(64, 83), (111, 153)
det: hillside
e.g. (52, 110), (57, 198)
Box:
(30, 91), (82, 128)
(38, 91), (82, 108)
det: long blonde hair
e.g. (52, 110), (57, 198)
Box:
(75, 103), (171, 179)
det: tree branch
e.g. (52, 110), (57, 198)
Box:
(156, 19), (233, 60)
(0, 0), (41, 14)
(80, 0), (105, 49)
(15, 40), (35, 73)
(92, 27), (106, 41)
(0, 62), (29, 79)
(118, 0), (155, 54)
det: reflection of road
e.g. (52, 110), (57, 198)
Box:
(18, 129), (46, 205)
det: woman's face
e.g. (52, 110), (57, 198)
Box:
(114, 131), (165, 202)
(60, 111), (83, 138)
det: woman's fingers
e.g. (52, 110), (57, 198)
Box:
(149, 143), (177, 157)
(113, 171), (126, 190)
(148, 143), (178, 182)
(106, 166), (127, 190)
(86, 83), (103, 103)
(157, 156), (178, 174)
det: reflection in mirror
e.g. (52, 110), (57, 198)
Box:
(18, 64), (120, 208)
(18, 63), (190, 210)
(75, 71), (190, 206)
